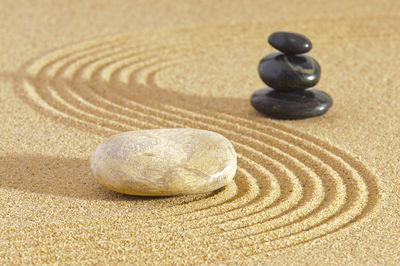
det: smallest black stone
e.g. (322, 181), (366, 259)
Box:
(268, 32), (312, 55)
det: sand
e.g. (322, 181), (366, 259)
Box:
(1, 0), (399, 264)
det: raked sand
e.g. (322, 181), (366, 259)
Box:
(0, 0), (399, 264)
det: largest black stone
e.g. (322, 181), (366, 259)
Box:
(258, 53), (320, 91)
(251, 88), (332, 119)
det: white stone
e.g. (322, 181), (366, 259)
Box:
(90, 128), (237, 196)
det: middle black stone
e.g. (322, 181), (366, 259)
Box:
(258, 52), (321, 91)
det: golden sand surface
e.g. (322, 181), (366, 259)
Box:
(1, 0), (399, 264)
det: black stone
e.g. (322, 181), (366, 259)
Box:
(268, 32), (312, 54)
(258, 52), (320, 91)
(250, 88), (332, 119)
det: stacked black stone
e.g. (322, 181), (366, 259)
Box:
(251, 32), (332, 119)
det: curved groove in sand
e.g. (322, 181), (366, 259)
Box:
(159, 103), (365, 238)
(26, 57), (346, 244)
(25, 45), (316, 237)
(25, 46), (287, 226)
(160, 105), (373, 249)
(86, 52), (328, 229)
(16, 25), (379, 256)
(35, 40), (296, 222)
(22, 38), (362, 235)
(26, 43), (245, 212)
(56, 60), (312, 231)
(93, 60), (340, 233)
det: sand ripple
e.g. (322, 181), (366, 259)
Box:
(16, 23), (379, 258)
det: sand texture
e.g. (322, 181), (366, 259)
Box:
(1, 0), (399, 264)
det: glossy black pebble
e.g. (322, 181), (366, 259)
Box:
(251, 88), (332, 119)
(258, 53), (320, 91)
(268, 32), (312, 54)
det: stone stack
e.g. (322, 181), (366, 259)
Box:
(251, 32), (332, 119)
